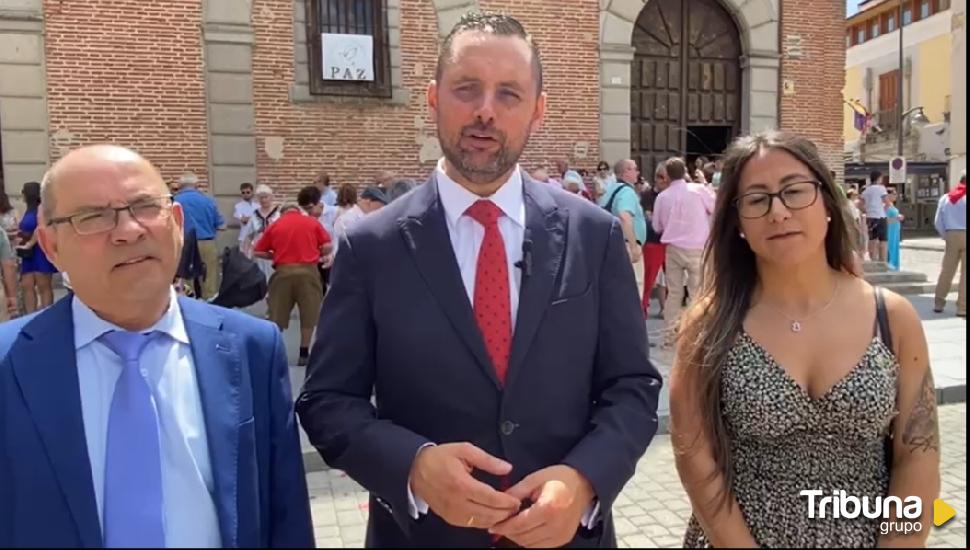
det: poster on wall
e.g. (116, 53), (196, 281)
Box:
(322, 33), (375, 81)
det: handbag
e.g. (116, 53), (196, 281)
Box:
(16, 244), (34, 260)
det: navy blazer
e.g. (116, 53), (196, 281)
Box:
(298, 173), (662, 547)
(0, 296), (314, 548)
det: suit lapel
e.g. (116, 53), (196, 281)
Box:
(507, 177), (566, 389)
(398, 177), (501, 390)
(179, 297), (244, 548)
(12, 297), (103, 547)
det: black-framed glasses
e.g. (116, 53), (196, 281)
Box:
(47, 195), (175, 235)
(735, 180), (821, 219)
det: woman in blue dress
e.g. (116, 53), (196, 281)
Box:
(17, 181), (57, 313)
(886, 186), (904, 271)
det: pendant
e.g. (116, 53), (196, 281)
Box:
(791, 321), (802, 333)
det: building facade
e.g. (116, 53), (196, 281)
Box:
(1, 0), (844, 234)
(842, 0), (959, 231)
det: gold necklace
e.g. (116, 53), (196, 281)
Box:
(759, 278), (842, 333)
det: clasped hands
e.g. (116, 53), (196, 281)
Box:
(409, 443), (595, 548)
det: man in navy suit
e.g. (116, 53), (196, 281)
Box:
(297, 13), (662, 548)
(0, 145), (314, 548)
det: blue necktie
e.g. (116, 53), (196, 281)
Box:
(100, 330), (165, 548)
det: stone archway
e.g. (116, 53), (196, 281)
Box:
(599, 0), (781, 165)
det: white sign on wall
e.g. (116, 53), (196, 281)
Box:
(322, 33), (375, 81)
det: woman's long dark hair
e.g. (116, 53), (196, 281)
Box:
(22, 181), (41, 213)
(675, 130), (857, 508)
(0, 191), (13, 215)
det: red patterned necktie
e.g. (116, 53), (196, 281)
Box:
(465, 200), (512, 386)
(466, 200), (516, 545)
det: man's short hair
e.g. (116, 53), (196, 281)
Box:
(870, 170), (883, 184)
(613, 159), (631, 176)
(664, 157), (687, 181)
(178, 173), (199, 188)
(297, 186), (322, 207)
(240, 182), (254, 191)
(436, 12), (543, 95)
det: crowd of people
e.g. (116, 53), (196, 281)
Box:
(0, 10), (957, 549)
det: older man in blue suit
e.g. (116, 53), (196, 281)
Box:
(298, 12), (662, 549)
(0, 145), (314, 548)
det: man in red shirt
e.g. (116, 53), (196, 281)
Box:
(255, 186), (332, 365)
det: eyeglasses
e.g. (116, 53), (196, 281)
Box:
(47, 195), (175, 235)
(735, 181), (821, 219)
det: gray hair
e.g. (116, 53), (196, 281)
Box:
(178, 173), (200, 188)
(613, 159), (632, 176)
(254, 183), (274, 196)
(655, 160), (668, 179)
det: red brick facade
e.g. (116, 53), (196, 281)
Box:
(779, 0), (848, 179)
(33, 0), (845, 197)
(254, 0), (601, 191)
(42, 0), (209, 186)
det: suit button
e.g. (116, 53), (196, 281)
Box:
(500, 421), (516, 436)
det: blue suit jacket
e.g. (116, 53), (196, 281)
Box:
(0, 296), (314, 548)
(297, 174), (662, 547)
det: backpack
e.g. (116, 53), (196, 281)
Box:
(211, 245), (268, 309)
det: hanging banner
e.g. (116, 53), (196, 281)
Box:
(322, 33), (374, 81)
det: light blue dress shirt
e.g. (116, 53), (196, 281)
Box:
(935, 195), (967, 236)
(321, 186), (338, 207)
(73, 290), (222, 548)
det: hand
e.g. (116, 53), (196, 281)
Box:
(627, 242), (643, 264)
(489, 465), (596, 548)
(5, 296), (17, 316)
(409, 443), (521, 529)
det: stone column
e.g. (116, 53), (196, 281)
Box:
(0, 0), (49, 190)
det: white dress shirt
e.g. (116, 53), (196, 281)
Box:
(408, 160), (599, 526)
(234, 199), (257, 223)
(436, 158), (526, 327)
(73, 289), (222, 548)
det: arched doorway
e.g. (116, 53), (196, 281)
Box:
(630, 0), (742, 177)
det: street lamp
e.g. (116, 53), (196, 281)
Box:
(897, 0), (906, 157)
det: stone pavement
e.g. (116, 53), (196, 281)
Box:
(305, 403), (967, 548)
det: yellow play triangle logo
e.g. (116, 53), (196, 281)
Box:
(934, 499), (956, 527)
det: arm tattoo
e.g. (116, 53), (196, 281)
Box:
(902, 368), (939, 454)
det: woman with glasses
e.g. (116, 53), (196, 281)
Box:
(669, 131), (939, 547)
(17, 182), (57, 313)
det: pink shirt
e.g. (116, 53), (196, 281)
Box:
(652, 179), (715, 251)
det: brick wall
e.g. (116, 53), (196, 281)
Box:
(43, 0), (209, 186)
(779, 0), (847, 178)
(479, 0), (601, 177)
(253, 0), (440, 196)
(36, 0), (846, 195)
(252, 0), (601, 200)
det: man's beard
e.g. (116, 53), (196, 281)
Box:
(440, 123), (528, 186)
